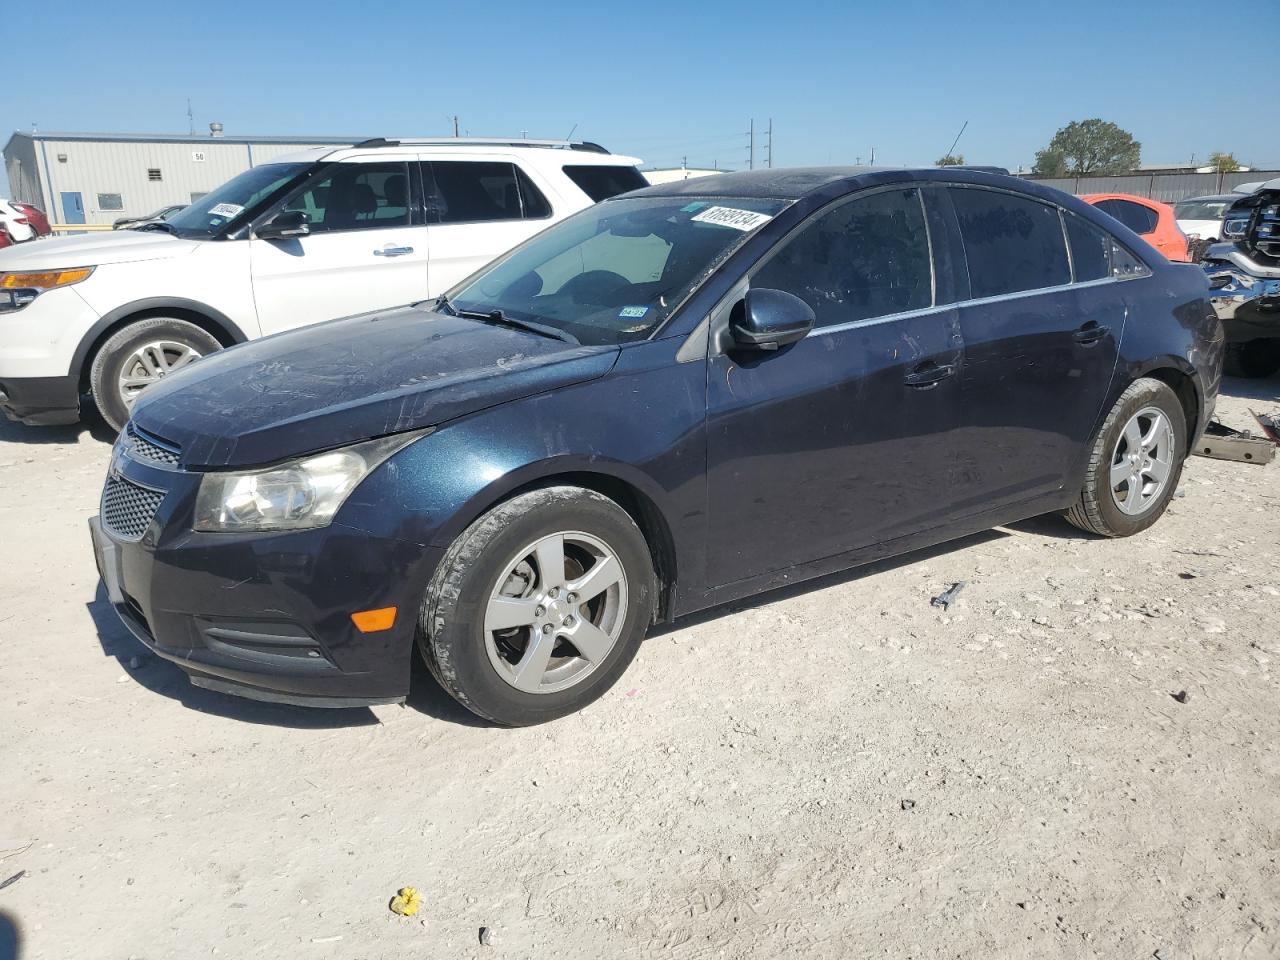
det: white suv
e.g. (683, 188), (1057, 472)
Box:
(0, 138), (645, 429)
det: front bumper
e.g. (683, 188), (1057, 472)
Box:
(87, 447), (442, 707)
(1204, 257), (1280, 342)
(0, 374), (80, 425)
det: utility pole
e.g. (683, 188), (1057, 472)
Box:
(870, 146), (876, 166)
(451, 115), (460, 138)
(766, 118), (773, 168)
(186, 99), (194, 135)
(747, 119), (755, 171)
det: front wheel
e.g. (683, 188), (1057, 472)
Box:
(89, 317), (221, 431)
(419, 486), (655, 726)
(1064, 377), (1187, 537)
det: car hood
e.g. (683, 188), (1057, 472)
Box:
(130, 304), (621, 468)
(0, 230), (199, 270)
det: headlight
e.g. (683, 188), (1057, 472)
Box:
(193, 431), (428, 532)
(0, 266), (95, 291)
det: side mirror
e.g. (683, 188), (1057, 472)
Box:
(256, 210), (311, 240)
(730, 288), (815, 351)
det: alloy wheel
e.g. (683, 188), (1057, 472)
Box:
(117, 340), (203, 407)
(1110, 405), (1175, 516)
(483, 530), (629, 694)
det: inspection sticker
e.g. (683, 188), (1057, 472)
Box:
(208, 202), (244, 219)
(690, 206), (773, 231)
(619, 305), (649, 319)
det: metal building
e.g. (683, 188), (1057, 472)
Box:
(3, 127), (356, 227)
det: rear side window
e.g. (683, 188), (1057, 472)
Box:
(284, 162), (410, 233)
(1094, 198), (1158, 235)
(562, 165), (648, 202)
(949, 187), (1070, 298)
(752, 187), (933, 328)
(1111, 241), (1147, 279)
(424, 161), (552, 224)
(1064, 214), (1111, 282)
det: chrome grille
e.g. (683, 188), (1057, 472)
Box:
(126, 424), (181, 467)
(102, 474), (165, 541)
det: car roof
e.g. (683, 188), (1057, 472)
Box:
(1176, 194), (1239, 203)
(269, 138), (642, 169)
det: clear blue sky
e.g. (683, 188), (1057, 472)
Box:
(4, 0), (1278, 198)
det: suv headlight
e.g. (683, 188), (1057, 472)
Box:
(193, 430), (428, 532)
(0, 266), (95, 291)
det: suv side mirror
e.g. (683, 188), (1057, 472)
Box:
(257, 210), (311, 240)
(730, 288), (815, 351)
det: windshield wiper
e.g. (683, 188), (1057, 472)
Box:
(456, 306), (579, 345)
(433, 294), (458, 316)
(133, 221), (177, 235)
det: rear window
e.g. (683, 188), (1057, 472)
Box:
(1174, 198), (1234, 221)
(1093, 198), (1158, 235)
(562, 165), (648, 202)
(949, 187), (1070, 298)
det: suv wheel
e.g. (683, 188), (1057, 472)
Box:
(90, 317), (221, 431)
(419, 486), (655, 726)
(1064, 377), (1187, 537)
(1222, 340), (1280, 379)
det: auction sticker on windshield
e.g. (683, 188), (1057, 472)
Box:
(690, 206), (774, 231)
(208, 203), (244, 219)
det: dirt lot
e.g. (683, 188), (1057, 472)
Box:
(2, 377), (1278, 960)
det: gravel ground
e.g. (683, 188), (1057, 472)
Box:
(1, 377), (1278, 959)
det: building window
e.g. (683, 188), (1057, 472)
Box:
(147, 168), (162, 182)
(97, 193), (124, 211)
(56, 153), (68, 163)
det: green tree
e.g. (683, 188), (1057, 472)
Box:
(1207, 151), (1241, 173)
(1035, 119), (1141, 175)
(1032, 147), (1069, 177)
(935, 154), (965, 167)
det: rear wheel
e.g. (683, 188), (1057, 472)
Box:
(1222, 340), (1280, 379)
(1064, 377), (1187, 537)
(419, 486), (655, 726)
(89, 317), (221, 431)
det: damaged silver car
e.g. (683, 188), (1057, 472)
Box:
(1202, 178), (1280, 377)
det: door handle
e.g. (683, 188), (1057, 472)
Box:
(903, 360), (956, 389)
(374, 245), (414, 257)
(1073, 321), (1109, 344)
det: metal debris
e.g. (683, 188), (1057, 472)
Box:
(930, 582), (967, 610)
(1194, 421), (1275, 464)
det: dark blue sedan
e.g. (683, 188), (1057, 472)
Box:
(89, 167), (1223, 724)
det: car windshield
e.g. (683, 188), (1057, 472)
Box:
(165, 163), (311, 239)
(1175, 198), (1233, 220)
(450, 196), (790, 344)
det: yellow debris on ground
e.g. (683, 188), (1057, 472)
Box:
(389, 886), (422, 917)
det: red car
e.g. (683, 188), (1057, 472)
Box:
(1082, 193), (1189, 262)
(13, 202), (51, 237)
(0, 225), (13, 249)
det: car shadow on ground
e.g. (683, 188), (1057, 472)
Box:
(1218, 372), (1280, 403)
(85, 582), (492, 729)
(0, 408), (115, 447)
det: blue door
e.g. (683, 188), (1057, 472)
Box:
(60, 192), (85, 225)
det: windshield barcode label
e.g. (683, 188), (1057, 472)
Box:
(690, 206), (774, 231)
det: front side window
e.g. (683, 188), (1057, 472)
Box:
(166, 162), (311, 238)
(949, 187), (1070, 298)
(424, 161), (552, 224)
(451, 196), (789, 345)
(1094, 198), (1158, 235)
(563, 165), (649, 202)
(283, 162), (410, 233)
(1064, 213), (1111, 282)
(752, 188), (932, 327)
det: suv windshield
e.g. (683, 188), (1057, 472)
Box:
(450, 196), (789, 344)
(1175, 198), (1233, 220)
(164, 162), (311, 239)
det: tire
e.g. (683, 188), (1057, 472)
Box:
(419, 486), (656, 726)
(1222, 340), (1280, 379)
(1064, 377), (1187, 538)
(89, 317), (222, 431)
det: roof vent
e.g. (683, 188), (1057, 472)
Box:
(209, 122), (224, 138)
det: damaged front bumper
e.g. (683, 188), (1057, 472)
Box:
(1202, 247), (1280, 342)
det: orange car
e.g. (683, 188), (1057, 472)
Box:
(1082, 193), (1189, 262)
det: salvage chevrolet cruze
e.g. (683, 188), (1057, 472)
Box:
(89, 167), (1223, 725)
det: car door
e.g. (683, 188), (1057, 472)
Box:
(943, 186), (1121, 514)
(704, 186), (965, 588)
(419, 158), (557, 296)
(249, 158), (429, 336)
